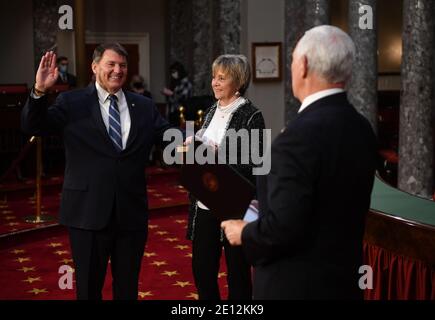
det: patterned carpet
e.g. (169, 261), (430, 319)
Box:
(0, 209), (229, 300)
(0, 166), (189, 236)
(0, 166), (229, 300)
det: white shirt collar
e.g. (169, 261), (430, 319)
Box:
(298, 88), (345, 113)
(95, 81), (123, 104)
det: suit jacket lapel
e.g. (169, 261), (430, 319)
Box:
(87, 83), (114, 149)
(124, 92), (138, 150)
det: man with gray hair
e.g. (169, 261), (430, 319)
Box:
(221, 25), (377, 299)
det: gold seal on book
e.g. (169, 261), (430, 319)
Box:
(202, 172), (219, 192)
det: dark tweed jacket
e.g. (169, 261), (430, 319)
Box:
(186, 99), (266, 240)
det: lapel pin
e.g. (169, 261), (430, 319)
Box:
(131, 103), (135, 107)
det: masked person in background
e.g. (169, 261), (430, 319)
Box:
(56, 56), (77, 88)
(130, 74), (152, 100)
(162, 61), (193, 126)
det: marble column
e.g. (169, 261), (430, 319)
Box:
(284, 0), (306, 124)
(167, 0), (193, 75)
(191, 0), (213, 95)
(348, 0), (378, 132)
(305, 0), (330, 29)
(32, 0), (58, 71)
(398, 0), (434, 197)
(214, 0), (241, 55)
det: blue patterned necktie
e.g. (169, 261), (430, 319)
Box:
(108, 94), (123, 152)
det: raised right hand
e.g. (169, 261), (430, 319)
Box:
(35, 51), (59, 92)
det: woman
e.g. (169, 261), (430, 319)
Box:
(186, 54), (266, 300)
(162, 61), (193, 125)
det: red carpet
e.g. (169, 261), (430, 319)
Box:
(0, 166), (189, 236)
(0, 166), (230, 300)
(0, 209), (229, 300)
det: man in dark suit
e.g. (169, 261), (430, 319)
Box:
(55, 56), (77, 88)
(22, 43), (171, 300)
(221, 25), (377, 299)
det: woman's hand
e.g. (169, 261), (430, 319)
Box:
(183, 135), (194, 146)
(162, 87), (174, 96)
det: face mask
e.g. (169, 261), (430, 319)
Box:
(59, 65), (68, 73)
(171, 71), (179, 79)
(133, 82), (144, 89)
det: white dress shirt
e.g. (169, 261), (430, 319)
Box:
(31, 82), (132, 149)
(298, 88), (345, 113)
(95, 81), (131, 150)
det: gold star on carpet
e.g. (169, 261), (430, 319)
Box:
(47, 242), (62, 248)
(1, 210), (12, 214)
(11, 249), (25, 254)
(161, 270), (179, 277)
(17, 267), (35, 273)
(32, 207), (46, 211)
(23, 277), (42, 284)
(174, 245), (189, 250)
(150, 261), (167, 267)
(177, 185), (184, 189)
(8, 222), (19, 226)
(66, 266), (75, 273)
(59, 258), (73, 264)
(148, 188), (156, 192)
(156, 231), (169, 235)
(148, 224), (159, 229)
(184, 253), (193, 258)
(218, 272), (227, 278)
(54, 250), (69, 256)
(27, 288), (47, 295)
(153, 193), (163, 197)
(164, 237), (179, 242)
(4, 216), (16, 220)
(0, 205), (8, 209)
(186, 292), (199, 300)
(173, 281), (192, 288)
(175, 219), (186, 224)
(138, 291), (153, 298)
(161, 198), (172, 202)
(143, 252), (157, 258)
(15, 257), (31, 263)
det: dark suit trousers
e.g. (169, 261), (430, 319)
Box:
(68, 206), (147, 300)
(192, 208), (252, 300)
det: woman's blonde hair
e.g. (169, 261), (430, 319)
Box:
(212, 54), (251, 95)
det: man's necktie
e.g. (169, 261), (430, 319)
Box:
(108, 95), (123, 152)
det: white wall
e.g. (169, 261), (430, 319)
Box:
(240, 0), (285, 140)
(86, 0), (167, 103)
(0, 0), (35, 86)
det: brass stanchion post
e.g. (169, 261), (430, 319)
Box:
(25, 137), (54, 223)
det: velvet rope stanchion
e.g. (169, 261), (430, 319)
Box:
(24, 136), (54, 223)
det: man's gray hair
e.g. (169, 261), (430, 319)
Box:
(294, 25), (355, 84)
